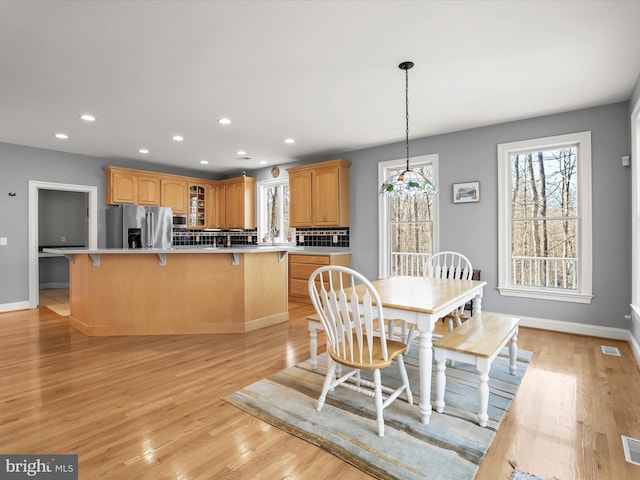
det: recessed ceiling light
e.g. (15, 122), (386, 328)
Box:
(259, 160), (268, 165)
(139, 148), (149, 154)
(172, 135), (184, 142)
(200, 160), (209, 165)
(218, 118), (231, 125)
(55, 133), (68, 139)
(80, 114), (96, 122)
(236, 150), (246, 155)
(284, 138), (295, 144)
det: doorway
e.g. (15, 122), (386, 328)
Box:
(28, 181), (98, 309)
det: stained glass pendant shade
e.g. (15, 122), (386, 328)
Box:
(380, 61), (437, 197)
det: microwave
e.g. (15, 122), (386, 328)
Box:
(172, 214), (187, 229)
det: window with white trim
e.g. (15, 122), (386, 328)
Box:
(257, 179), (292, 243)
(378, 154), (439, 278)
(497, 131), (593, 303)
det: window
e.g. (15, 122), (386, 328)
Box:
(378, 154), (439, 278)
(257, 179), (292, 243)
(497, 131), (592, 303)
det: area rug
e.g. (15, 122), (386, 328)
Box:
(224, 344), (532, 480)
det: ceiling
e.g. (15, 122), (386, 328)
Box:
(1, 1), (640, 176)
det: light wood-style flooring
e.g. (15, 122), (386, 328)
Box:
(1, 300), (639, 479)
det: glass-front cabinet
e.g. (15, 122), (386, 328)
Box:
(188, 184), (206, 228)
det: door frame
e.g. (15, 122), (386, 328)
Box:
(28, 181), (98, 308)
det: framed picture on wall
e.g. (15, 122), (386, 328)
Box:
(453, 181), (480, 203)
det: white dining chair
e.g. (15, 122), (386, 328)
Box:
(308, 265), (413, 437)
(426, 251), (474, 331)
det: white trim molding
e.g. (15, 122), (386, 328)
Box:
(377, 154), (439, 279)
(0, 301), (30, 313)
(485, 310), (640, 367)
(28, 181), (98, 309)
(497, 131), (593, 304)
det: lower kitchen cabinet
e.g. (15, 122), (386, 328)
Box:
(288, 253), (351, 303)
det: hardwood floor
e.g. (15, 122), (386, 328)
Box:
(1, 303), (639, 479)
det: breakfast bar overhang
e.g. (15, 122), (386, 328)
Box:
(43, 246), (301, 336)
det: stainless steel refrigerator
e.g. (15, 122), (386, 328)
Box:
(107, 205), (173, 249)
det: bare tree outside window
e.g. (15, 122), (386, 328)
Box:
(510, 147), (578, 289)
(386, 164), (435, 276)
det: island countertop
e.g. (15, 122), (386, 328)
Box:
(42, 244), (303, 255)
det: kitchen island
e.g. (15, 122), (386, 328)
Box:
(43, 245), (302, 336)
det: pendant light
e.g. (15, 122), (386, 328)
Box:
(380, 61), (437, 197)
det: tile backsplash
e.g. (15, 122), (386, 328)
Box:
(294, 227), (350, 247)
(172, 227), (350, 248)
(172, 229), (257, 247)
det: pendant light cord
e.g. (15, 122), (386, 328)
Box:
(405, 65), (410, 171)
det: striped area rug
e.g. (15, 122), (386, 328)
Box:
(225, 345), (532, 480)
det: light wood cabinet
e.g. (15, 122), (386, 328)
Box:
(137, 175), (161, 206)
(160, 177), (188, 215)
(105, 167), (137, 204)
(288, 253), (351, 303)
(287, 159), (351, 227)
(206, 182), (225, 229)
(223, 176), (256, 230)
(188, 183), (206, 228)
(105, 166), (255, 228)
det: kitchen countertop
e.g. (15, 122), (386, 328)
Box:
(291, 247), (352, 255)
(42, 245), (304, 255)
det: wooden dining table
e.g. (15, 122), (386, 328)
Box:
(352, 276), (487, 424)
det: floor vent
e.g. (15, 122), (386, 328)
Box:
(622, 436), (640, 466)
(601, 345), (621, 356)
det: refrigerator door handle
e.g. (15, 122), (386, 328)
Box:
(146, 212), (154, 248)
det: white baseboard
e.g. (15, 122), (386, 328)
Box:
(486, 311), (640, 367)
(0, 301), (30, 313)
(629, 333), (640, 367)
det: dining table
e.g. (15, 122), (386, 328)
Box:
(351, 275), (487, 424)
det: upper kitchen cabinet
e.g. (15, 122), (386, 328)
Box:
(160, 177), (188, 215)
(223, 176), (256, 229)
(188, 183), (206, 228)
(287, 159), (351, 227)
(206, 182), (225, 229)
(137, 174), (161, 206)
(105, 166), (137, 205)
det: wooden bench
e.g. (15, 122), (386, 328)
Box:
(433, 313), (519, 427)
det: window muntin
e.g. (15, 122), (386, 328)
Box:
(498, 132), (592, 303)
(378, 155), (438, 278)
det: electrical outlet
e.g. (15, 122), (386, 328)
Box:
(0, 237), (7, 246)
(332, 235), (338, 243)
(299, 234), (304, 243)
(61, 236), (66, 243)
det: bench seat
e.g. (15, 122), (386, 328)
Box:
(433, 313), (519, 427)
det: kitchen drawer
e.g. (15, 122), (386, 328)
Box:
(289, 263), (325, 280)
(288, 254), (330, 265)
(290, 278), (312, 297)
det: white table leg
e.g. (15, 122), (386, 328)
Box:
(309, 322), (319, 370)
(477, 357), (490, 427)
(509, 328), (518, 374)
(418, 329), (433, 423)
(472, 291), (483, 317)
(434, 348), (446, 413)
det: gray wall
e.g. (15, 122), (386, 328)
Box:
(0, 103), (633, 332)
(39, 190), (88, 247)
(343, 102), (631, 329)
(0, 142), (212, 305)
(254, 102), (631, 330)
